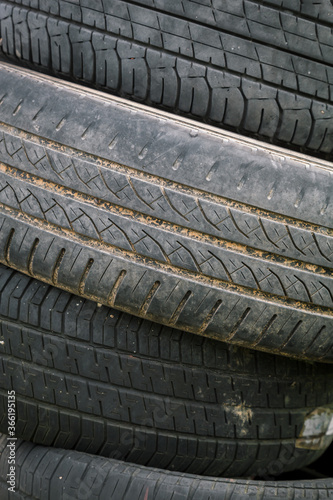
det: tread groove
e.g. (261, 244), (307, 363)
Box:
(27, 237), (39, 276)
(225, 307), (252, 342)
(169, 290), (192, 326)
(51, 248), (66, 285)
(139, 280), (161, 315)
(78, 257), (94, 295)
(107, 269), (127, 307)
(198, 299), (223, 334)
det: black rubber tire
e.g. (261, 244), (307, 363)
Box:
(0, 64), (333, 362)
(0, 63), (333, 362)
(0, 264), (333, 477)
(292, 442), (333, 479)
(0, 436), (333, 500)
(278, 443), (333, 480)
(1, 0), (333, 159)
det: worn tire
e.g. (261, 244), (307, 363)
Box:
(1, 0), (333, 158)
(0, 436), (333, 500)
(0, 64), (333, 361)
(0, 265), (333, 477)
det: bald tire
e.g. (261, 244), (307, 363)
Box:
(0, 65), (332, 361)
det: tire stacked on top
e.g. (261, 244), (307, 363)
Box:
(0, 0), (333, 159)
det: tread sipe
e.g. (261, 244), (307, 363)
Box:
(1, 0), (333, 157)
(0, 64), (332, 361)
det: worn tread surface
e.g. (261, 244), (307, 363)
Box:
(1, 265), (333, 476)
(0, 64), (333, 361)
(0, 436), (333, 500)
(1, 0), (333, 157)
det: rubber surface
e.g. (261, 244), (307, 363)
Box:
(0, 436), (333, 500)
(0, 0), (333, 158)
(0, 63), (333, 361)
(1, 264), (333, 477)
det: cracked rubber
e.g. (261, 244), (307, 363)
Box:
(0, 265), (333, 477)
(0, 63), (333, 361)
(0, 435), (333, 500)
(1, 0), (333, 158)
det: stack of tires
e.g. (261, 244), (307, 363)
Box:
(0, 1), (332, 498)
